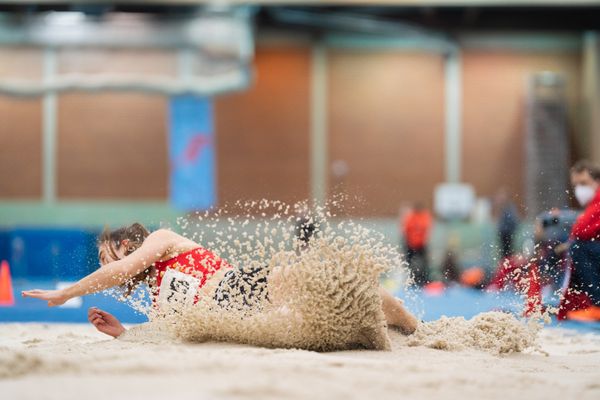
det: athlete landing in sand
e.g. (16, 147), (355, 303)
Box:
(22, 223), (418, 339)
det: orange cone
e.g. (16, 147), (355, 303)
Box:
(0, 260), (15, 306)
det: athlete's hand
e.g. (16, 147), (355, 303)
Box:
(21, 289), (69, 307)
(88, 307), (126, 338)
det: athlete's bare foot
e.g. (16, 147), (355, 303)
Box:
(87, 307), (126, 338)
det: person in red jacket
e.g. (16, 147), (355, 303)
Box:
(559, 160), (600, 320)
(401, 202), (433, 286)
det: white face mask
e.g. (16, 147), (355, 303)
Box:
(574, 185), (596, 206)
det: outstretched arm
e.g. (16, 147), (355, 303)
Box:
(22, 229), (175, 306)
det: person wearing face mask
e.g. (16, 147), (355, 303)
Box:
(557, 160), (600, 321)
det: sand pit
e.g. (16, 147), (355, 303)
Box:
(1, 322), (599, 400)
(5, 203), (599, 399)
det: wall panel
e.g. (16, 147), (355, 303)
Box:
(57, 93), (169, 199)
(462, 50), (582, 204)
(328, 50), (446, 216)
(0, 47), (43, 199)
(215, 47), (311, 206)
(56, 50), (175, 199)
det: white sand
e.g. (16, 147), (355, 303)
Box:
(1, 322), (599, 400)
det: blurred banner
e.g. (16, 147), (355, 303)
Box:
(169, 96), (216, 211)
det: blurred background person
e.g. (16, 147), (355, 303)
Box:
(441, 233), (461, 285)
(401, 202), (432, 286)
(558, 160), (600, 321)
(441, 251), (461, 285)
(486, 189), (521, 293)
(494, 188), (520, 260)
(533, 207), (578, 292)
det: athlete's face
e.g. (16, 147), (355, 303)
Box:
(98, 241), (128, 266)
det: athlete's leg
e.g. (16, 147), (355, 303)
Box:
(379, 288), (418, 334)
(268, 266), (418, 334)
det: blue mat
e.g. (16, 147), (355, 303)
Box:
(0, 279), (147, 324)
(398, 286), (600, 334)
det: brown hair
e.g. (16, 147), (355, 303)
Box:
(98, 223), (153, 296)
(571, 160), (600, 181)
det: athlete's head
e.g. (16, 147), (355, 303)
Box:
(97, 223), (152, 295)
(97, 222), (150, 266)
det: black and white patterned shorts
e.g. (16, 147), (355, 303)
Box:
(213, 265), (269, 310)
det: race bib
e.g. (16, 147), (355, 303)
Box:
(157, 268), (200, 311)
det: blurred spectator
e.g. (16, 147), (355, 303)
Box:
(494, 189), (520, 259)
(441, 251), (460, 284)
(401, 202), (433, 286)
(487, 208), (579, 315)
(533, 207), (578, 288)
(559, 160), (600, 320)
(535, 208), (579, 245)
(441, 233), (461, 284)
